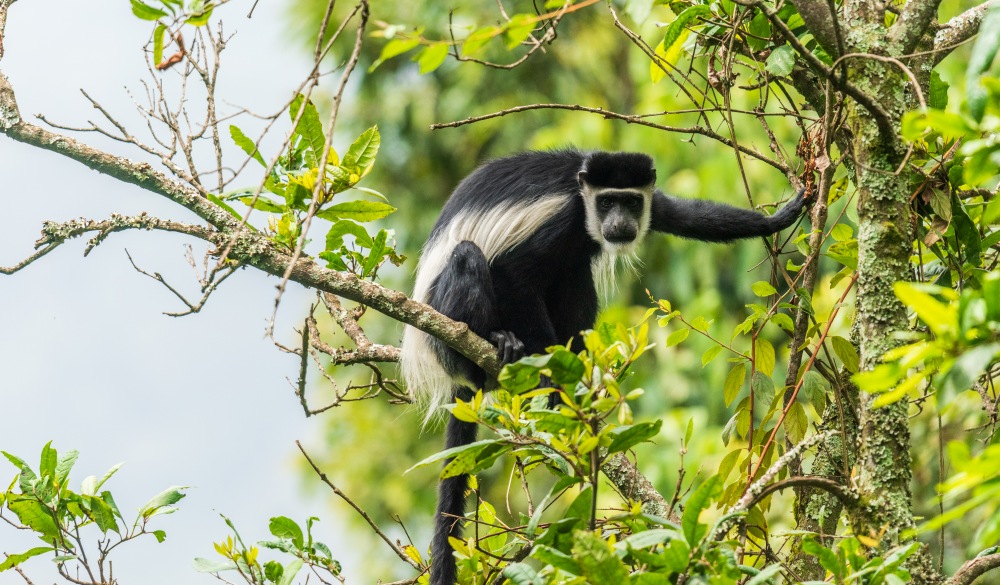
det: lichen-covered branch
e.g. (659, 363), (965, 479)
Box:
(890, 0), (943, 54)
(949, 552), (1000, 585)
(934, 1), (997, 62)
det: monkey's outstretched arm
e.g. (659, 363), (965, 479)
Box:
(650, 189), (805, 242)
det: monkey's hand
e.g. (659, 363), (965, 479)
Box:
(768, 188), (807, 232)
(489, 330), (526, 365)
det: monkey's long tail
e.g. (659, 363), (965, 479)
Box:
(430, 388), (477, 585)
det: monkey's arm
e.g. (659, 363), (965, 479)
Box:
(650, 189), (805, 242)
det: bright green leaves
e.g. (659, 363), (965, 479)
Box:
(651, 5), (711, 82)
(224, 97), (402, 280)
(855, 275), (1000, 406)
(0, 443), (179, 574)
(902, 5), (1000, 192)
(196, 515), (341, 584)
(130, 1), (215, 71)
(966, 2), (1000, 123)
(130, 0), (213, 23)
(131, 0), (168, 20)
(801, 537), (918, 584)
(370, 9), (555, 75)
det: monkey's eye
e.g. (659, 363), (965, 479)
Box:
(625, 197), (642, 210)
(598, 198), (614, 210)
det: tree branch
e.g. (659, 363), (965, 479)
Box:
(890, 0), (943, 54)
(934, 1), (997, 63)
(949, 552), (1000, 585)
(431, 103), (790, 175)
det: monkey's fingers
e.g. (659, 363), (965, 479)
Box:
(489, 330), (525, 365)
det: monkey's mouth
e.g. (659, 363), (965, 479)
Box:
(603, 232), (637, 244)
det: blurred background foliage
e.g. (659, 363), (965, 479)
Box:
(275, 0), (994, 580)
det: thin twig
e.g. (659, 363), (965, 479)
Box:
(296, 441), (422, 571)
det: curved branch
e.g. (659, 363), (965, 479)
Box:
(949, 552), (1000, 585)
(741, 476), (856, 511)
(431, 103), (790, 175)
(934, 1), (998, 63)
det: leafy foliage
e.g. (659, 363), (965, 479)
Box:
(0, 443), (183, 577)
(225, 99), (405, 279)
(193, 515), (342, 585)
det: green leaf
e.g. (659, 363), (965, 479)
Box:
(139, 486), (187, 519)
(751, 281), (777, 297)
(929, 71), (949, 110)
(941, 343), (1000, 401)
(192, 558), (238, 573)
(406, 439), (499, 473)
(325, 220), (372, 250)
(206, 194), (244, 221)
(503, 563), (540, 584)
(277, 558), (303, 585)
(531, 545), (581, 574)
(755, 338), (776, 376)
(153, 24), (167, 65)
(239, 196), (285, 213)
(317, 201), (396, 222)
(666, 327), (689, 347)
(416, 43), (449, 74)
(504, 14), (536, 49)
(682, 474), (722, 545)
(462, 26), (497, 56)
(702, 345), (722, 366)
(7, 497), (59, 539)
(801, 370), (828, 411)
(361, 229), (388, 276)
(229, 125), (265, 166)
(185, 1), (214, 26)
(751, 371), (775, 408)
(131, 0), (167, 20)
(572, 531), (630, 583)
(765, 45), (796, 77)
(661, 5), (711, 57)
(606, 420), (662, 454)
(289, 95), (326, 165)
(342, 126), (380, 173)
(39, 442), (56, 479)
(498, 361), (542, 392)
(86, 495), (119, 533)
(54, 450), (78, 486)
(369, 37), (421, 72)
(723, 363), (746, 407)
(831, 223), (853, 242)
(785, 401), (808, 443)
(269, 516), (304, 547)
(966, 3), (1000, 121)
(830, 336), (860, 373)
(0, 547), (54, 571)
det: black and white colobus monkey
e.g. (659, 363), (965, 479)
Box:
(400, 150), (805, 585)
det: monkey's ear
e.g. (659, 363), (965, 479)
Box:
(577, 171), (588, 186)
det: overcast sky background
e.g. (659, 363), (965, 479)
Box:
(0, 2), (386, 582)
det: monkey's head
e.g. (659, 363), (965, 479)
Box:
(578, 152), (656, 250)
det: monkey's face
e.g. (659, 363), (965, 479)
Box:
(580, 182), (653, 250)
(596, 192), (645, 243)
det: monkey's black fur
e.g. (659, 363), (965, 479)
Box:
(412, 150), (805, 585)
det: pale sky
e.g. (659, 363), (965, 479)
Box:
(1, 2), (385, 582)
